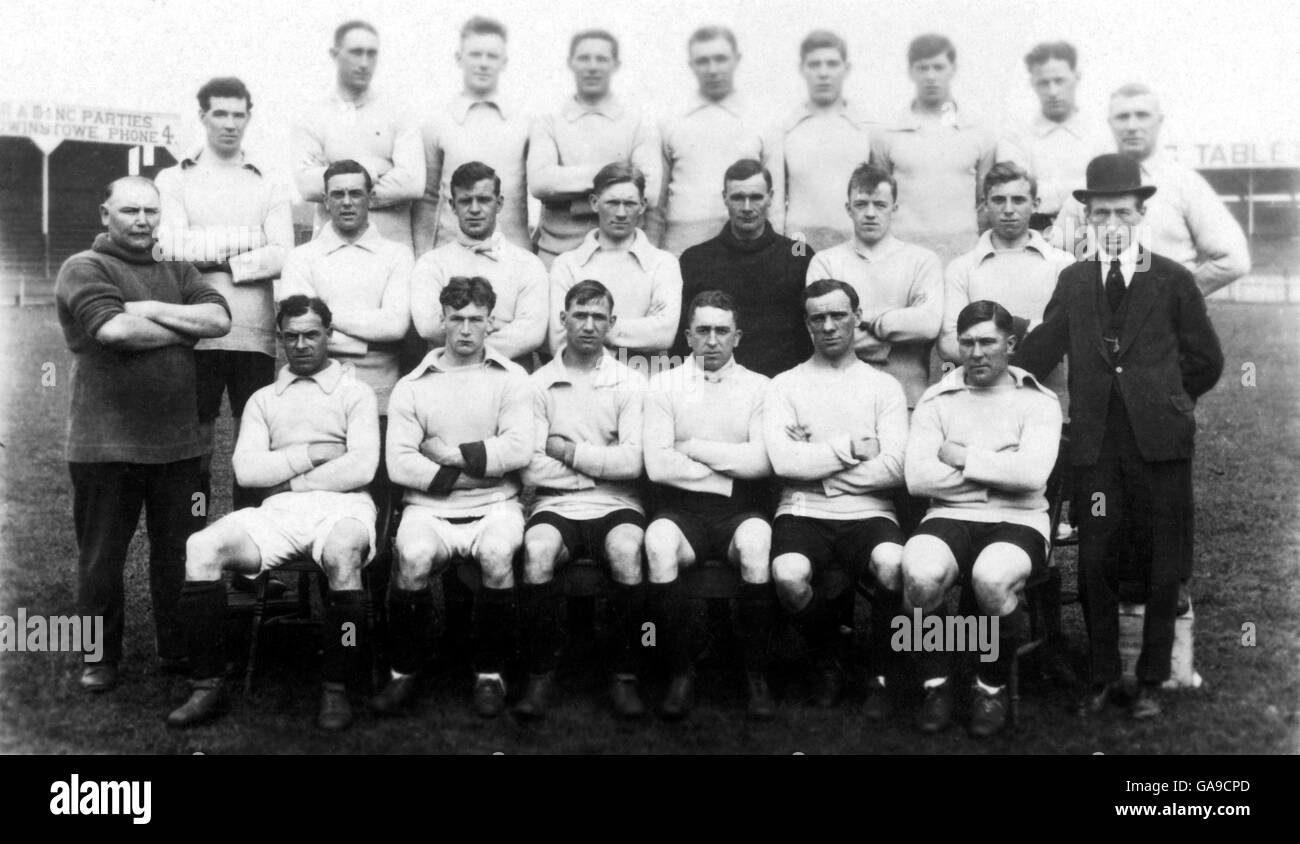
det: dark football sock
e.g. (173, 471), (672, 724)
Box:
(180, 580), (226, 681)
(387, 587), (432, 676)
(473, 585), (516, 676)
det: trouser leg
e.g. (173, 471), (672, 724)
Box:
(70, 461), (146, 666)
(144, 457), (204, 661)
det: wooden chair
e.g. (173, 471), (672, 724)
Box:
(233, 484), (397, 695)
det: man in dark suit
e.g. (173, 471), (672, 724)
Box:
(1016, 154), (1223, 719)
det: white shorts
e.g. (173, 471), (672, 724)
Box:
(396, 501), (525, 562)
(225, 491), (377, 572)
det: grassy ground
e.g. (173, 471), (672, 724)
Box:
(1, 303), (1297, 755)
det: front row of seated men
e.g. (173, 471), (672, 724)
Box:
(167, 274), (1059, 738)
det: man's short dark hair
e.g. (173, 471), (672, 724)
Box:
(592, 162), (645, 198)
(687, 289), (739, 328)
(983, 161), (1038, 200)
(689, 25), (737, 54)
(908, 33), (955, 65)
(103, 176), (158, 204)
(450, 161), (501, 196)
(1024, 40), (1077, 72)
(800, 29), (846, 61)
(277, 295), (333, 329)
(956, 300), (1014, 337)
(565, 279), (615, 312)
(461, 15), (507, 42)
(334, 19), (378, 47)
(847, 163), (897, 202)
(804, 278), (859, 313)
(441, 276), (497, 313)
(197, 77), (252, 112)
(569, 28), (619, 61)
(323, 159), (373, 193)
(723, 158), (772, 192)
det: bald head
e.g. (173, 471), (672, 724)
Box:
(100, 176), (160, 253)
(103, 175), (159, 204)
(1108, 83), (1164, 161)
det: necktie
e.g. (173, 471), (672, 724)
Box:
(459, 233), (502, 261)
(1105, 259), (1126, 313)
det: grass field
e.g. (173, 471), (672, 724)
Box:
(1, 303), (1297, 755)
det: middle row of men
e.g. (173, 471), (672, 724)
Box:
(276, 154), (1068, 400)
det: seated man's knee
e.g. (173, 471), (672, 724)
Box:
(321, 519), (370, 588)
(476, 536), (519, 590)
(184, 529), (225, 580)
(605, 525), (645, 584)
(644, 521), (684, 582)
(731, 520), (772, 581)
(971, 544), (1032, 616)
(523, 527), (562, 584)
(869, 541), (904, 592)
(901, 536), (956, 610)
(393, 527), (440, 590)
(771, 553), (811, 593)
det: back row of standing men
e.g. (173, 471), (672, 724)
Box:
(285, 18), (1248, 277)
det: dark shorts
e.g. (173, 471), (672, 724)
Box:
(771, 515), (904, 573)
(195, 350), (275, 421)
(525, 509), (647, 559)
(912, 518), (1048, 580)
(653, 507), (768, 563)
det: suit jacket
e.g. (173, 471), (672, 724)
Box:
(1016, 249), (1223, 466)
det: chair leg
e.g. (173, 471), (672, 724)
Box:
(1009, 650), (1020, 727)
(308, 571), (323, 611)
(244, 575), (268, 696)
(1044, 568), (1064, 640)
(364, 578), (382, 692)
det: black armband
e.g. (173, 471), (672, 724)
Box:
(459, 441), (488, 479)
(427, 466), (461, 496)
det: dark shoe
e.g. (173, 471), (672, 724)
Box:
(166, 678), (225, 727)
(745, 671), (776, 721)
(658, 672), (695, 721)
(916, 681), (954, 734)
(813, 664), (844, 708)
(969, 684), (1008, 738)
(1078, 681), (1128, 716)
(1131, 683), (1164, 720)
(80, 664), (118, 693)
(317, 683), (354, 731)
(231, 573), (287, 599)
(472, 674), (507, 719)
(1176, 584), (1192, 616)
(513, 672), (556, 722)
(369, 672), (418, 716)
(863, 675), (890, 723)
(610, 674), (647, 720)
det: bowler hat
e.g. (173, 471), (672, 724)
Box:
(1072, 154), (1157, 202)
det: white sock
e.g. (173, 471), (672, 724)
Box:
(975, 677), (1005, 695)
(390, 669), (412, 681)
(923, 676), (948, 690)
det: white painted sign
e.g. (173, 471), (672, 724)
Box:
(0, 100), (180, 154)
(1164, 140), (1300, 170)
